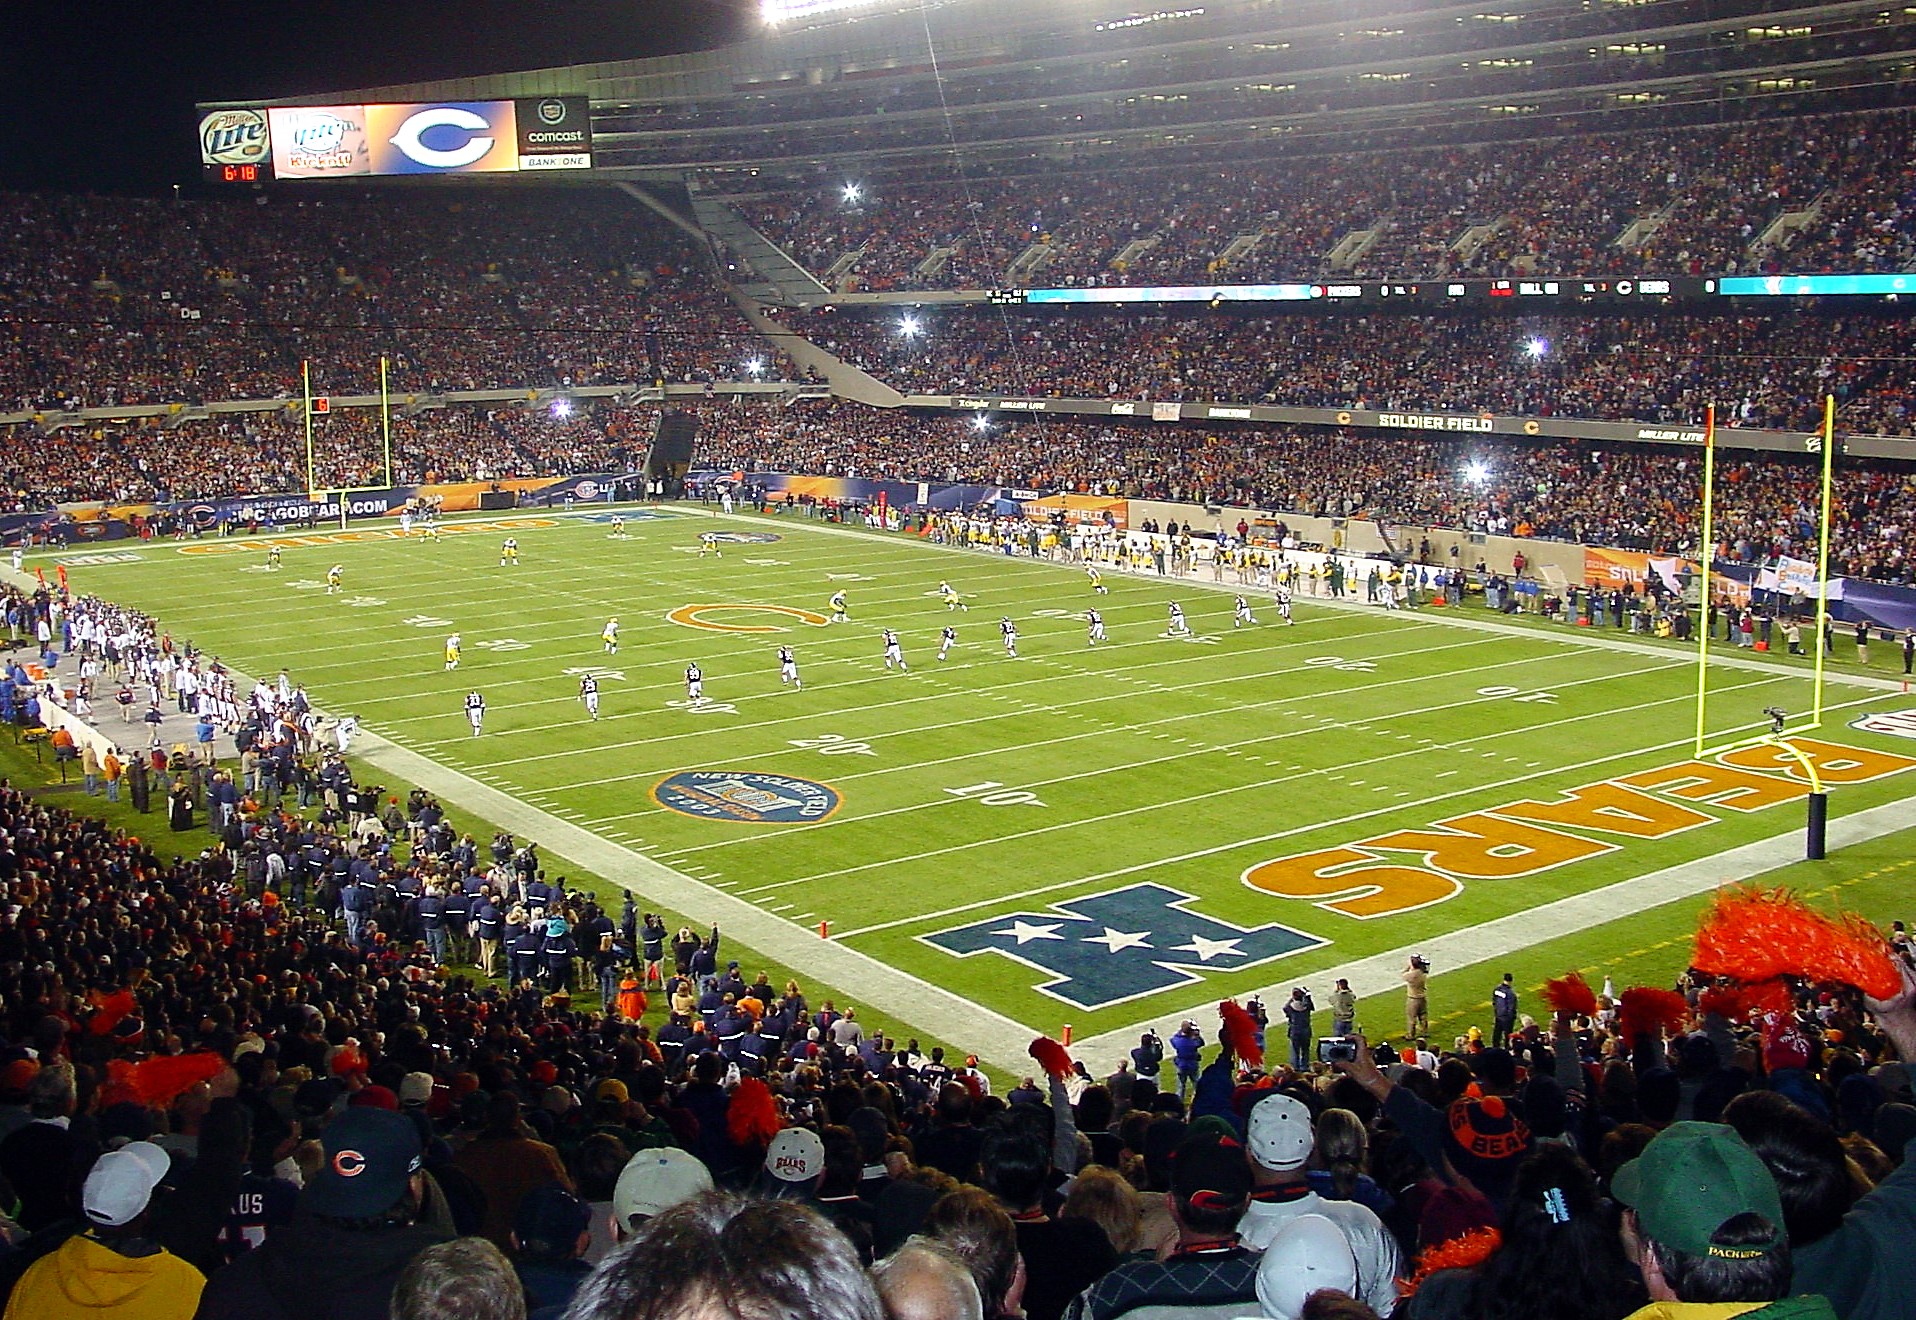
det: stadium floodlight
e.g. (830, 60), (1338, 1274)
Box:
(898, 315), (922, 338)
(746, 357), (765, 377)
(1524, 336), (1549, 359)
(971, 413), (991, 431)
(550, 397), (574, 419)
(1463, 459), (1490, 483)
(763, 0), (892, 24)
(842, 183), (863, 204)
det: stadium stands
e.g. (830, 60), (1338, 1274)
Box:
(731, 108), (1916, 290)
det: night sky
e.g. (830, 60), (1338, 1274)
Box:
(0, 0), (749, 195)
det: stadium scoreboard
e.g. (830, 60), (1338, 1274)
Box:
(197, 97), (593, 182)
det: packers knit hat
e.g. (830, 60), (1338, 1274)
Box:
(1613, 1121), (1785, 1259)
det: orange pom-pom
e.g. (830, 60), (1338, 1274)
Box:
(1218, 1000), (1264, 1069)
(1618, 987), (1689, 1043)
(87, 988), (137, 1037)
(1542, 972), (1598, 1018)
(110, 1053), (225, 1108)
(1028, 1036), (1073, 1080)
(1693, 888), (1900, 1000)
(1404, 1227), (1503, 1295)
(726, 1077), (783, 1148)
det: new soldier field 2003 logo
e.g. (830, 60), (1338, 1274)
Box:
(652, 771), (842, 824)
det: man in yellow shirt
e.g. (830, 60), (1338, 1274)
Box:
(5, 1140), (204, 1320)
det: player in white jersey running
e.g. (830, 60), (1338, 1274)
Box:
(939, 581), (968, 612)
(685, 662), (705, 704)
(579, 674), (600, 719)
(602, 618), (620, 654)
(1233, 596), (1256, 628)
(882, 629), (908, 671)
(464, 691), (485, 735)
(334, 714), (358, 753)
(829, 590), (849, 623)
(938, 625), (957, 661)
(1275, 585), (1295, 625)
(444, 634), (461, 670)
(1167, 602), (1190, 636)
(778, 645), (801, 689)
(1087, 609), (1106, 645)
(1000, 617), (1019, 657)
(1087, 565), (1108, 594)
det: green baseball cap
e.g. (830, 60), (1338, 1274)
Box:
(1613, 1121), (1786, 1259)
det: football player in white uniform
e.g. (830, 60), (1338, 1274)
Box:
(778, 645), (801, 689)
(1087, 565), (1108, 594)
(499, 538), (519, 567)
(685, 662), (705, 704)
(1087, 609), (1106, 645)
(939, 581), (968, 612)
(579, 674), (600, 719)
(1000, 617), (1019, 657)
(1233, 596), (1256, 628)
(938, 625), (957, 661)
(444, 634), (461, 670)
(1167, 602), (1190, 636)
(1276, 584), (1294, 625)
(829, 590), (849, 623)
(464, 691), (486, 736)
(602, 617), (620, 654)
(882, 629), (908, 671)
(610, 514), (626, 538)
(326, 565), (343, 594)
(698, 533), (722, 558)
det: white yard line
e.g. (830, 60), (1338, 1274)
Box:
(699, 655), (1693, 868)
(831, 683), (1855, 939)
(348, 726), (1044, 1069)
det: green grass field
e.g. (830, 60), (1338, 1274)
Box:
(55, 504), (1916, 1071)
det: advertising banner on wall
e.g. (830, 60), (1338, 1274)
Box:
(262, 100), (565, 179)
(513, 97), (592, 170)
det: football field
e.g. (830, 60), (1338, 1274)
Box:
(72, 505), (1916, 1069)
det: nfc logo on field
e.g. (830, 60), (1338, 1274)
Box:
(924, 883), (1325, 1010)
(708, 531), (783, 544)
(652, 771), (842, 824)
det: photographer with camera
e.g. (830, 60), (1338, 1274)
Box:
(1403, 956), (1430, 1041)
(1282, 988), (1315, 1073)
(1131, 1030), (1164, 1085)
(1170, 1020), (1205, 1101)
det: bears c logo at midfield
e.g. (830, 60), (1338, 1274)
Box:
(652, 771), (842, 824)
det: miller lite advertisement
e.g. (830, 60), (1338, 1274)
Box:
(198, 108), (273, 182)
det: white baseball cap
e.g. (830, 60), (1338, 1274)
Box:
(613, 1147), (714, 1228)
(763, 1126), (825, 1185)
(1256, 1214), (1358, 1320)
(83, 1141), (171, 1226)
(1247, 1094), (1315, 1171)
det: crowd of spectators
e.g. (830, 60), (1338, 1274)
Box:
(2, 394), (1911, 584)
(0, 753), (1908, 1319)
(802, 307), (1916, 435)
(0, 189), (792, 415)
(732, 107), (1916, 291)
